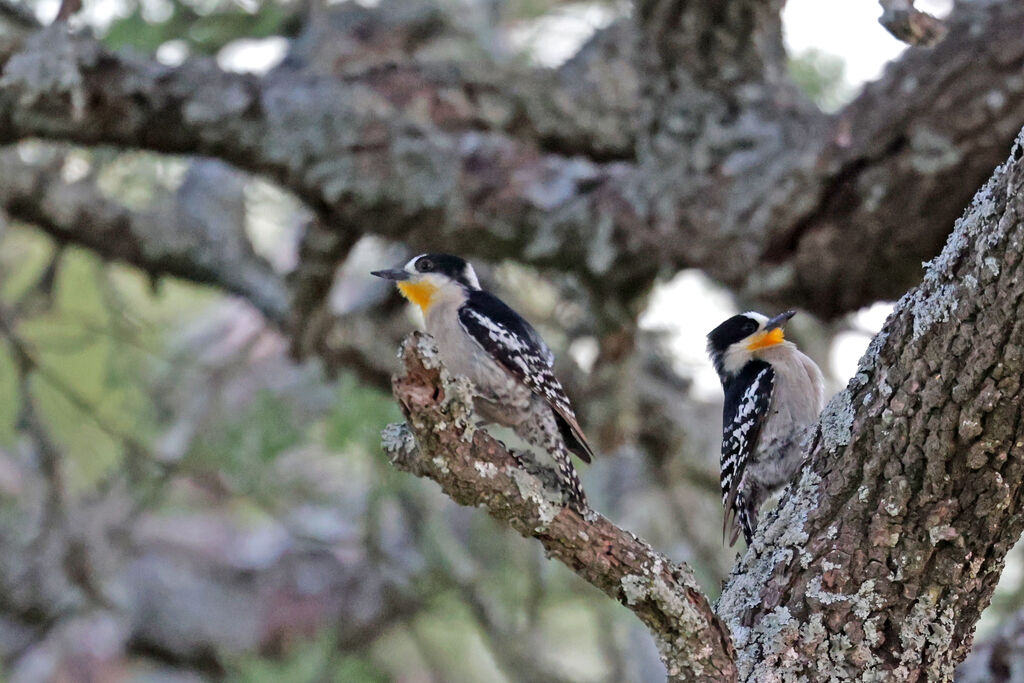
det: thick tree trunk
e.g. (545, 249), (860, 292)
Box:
(718, 129), (1024, 679)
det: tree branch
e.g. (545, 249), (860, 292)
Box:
(382, 333), (736, 681)
(0, 150), (289, 325)
(0, 1), (1015, 327)
(761, 0), (1024, 317)
(1, 2), (1023, 327)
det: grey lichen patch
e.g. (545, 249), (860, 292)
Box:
(403, 334), (478, 440)
(984, 256), (1000, 277)
(381, 421), (418, 465)
(806, 575), (849, 606)
(928, 525), (959, 545)
(859, 330), (890, 374)
(621, 559), (713, 679)
(408, 332), (444, 369)
(819, 390), (856, 452)
(895, 591), (958, 681)
(440, 374), (478, 442)
(509, 466), (562, 529)
(806, 575), (881, 616)
(473, 461), (499, 478)
(852, 580), (880, 619)
(730, 575), (889, 681)
(735, 606), (803, 682)
(1, 25), (102, 116)
(909, 282), (959, 340)
(718, 469), (824, 677)
(897, 148), (1010, 341)
(620, 573), (650, 607)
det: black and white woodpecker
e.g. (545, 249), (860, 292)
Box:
(706, 311), (826, 546)
(372, 253), (593, 510)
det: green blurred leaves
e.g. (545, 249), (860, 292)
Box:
(228, 628), (387, 683)
(789, 48), (853, 112)
(104, 0), (299, 55)
(0, 230), (172, 485)
(324, 375), (402, 456)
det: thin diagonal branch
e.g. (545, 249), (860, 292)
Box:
(382, 333), (737, 682)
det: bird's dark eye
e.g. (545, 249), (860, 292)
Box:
(417, 258), (435, 272)
(743, 321), (758, 335)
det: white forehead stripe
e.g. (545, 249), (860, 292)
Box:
(404, 254), (425, 272)
(741, 311), (769, 326)
(463, 263), (480, 289)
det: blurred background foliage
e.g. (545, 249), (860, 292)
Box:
(0, 0), (1014, 681)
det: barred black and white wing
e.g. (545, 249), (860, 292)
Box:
(720, 361), (774, 545)
(458, 290), (593, 463)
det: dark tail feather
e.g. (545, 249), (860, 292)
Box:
(728, 492), (758, 547)
(555, 445), (589, 512)
(556, 413), (593, 463)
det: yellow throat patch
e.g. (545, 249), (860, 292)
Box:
(747, 327), (785, 351)
(397, 280), (439, 312)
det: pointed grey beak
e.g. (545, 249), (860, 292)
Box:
(371, 269), (410, 281)
(765, 310), (796, 331)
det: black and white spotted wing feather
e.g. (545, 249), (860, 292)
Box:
(457, 290), (593, 463)
(720, 361), (775, 545)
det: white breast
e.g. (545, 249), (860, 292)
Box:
(755, 343), (826, 453)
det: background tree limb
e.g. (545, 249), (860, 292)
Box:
(0, 1), (1022, 327)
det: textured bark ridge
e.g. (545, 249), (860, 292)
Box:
(718, 130), (1024, 680)
(382, 333), (737, 682)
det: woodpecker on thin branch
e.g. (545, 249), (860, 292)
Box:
(707, 311), (825, 546)
(373, 253), (593, 511)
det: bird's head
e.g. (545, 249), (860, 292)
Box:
(372, 253), (480, 312)
(706, 310), (796, 379)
